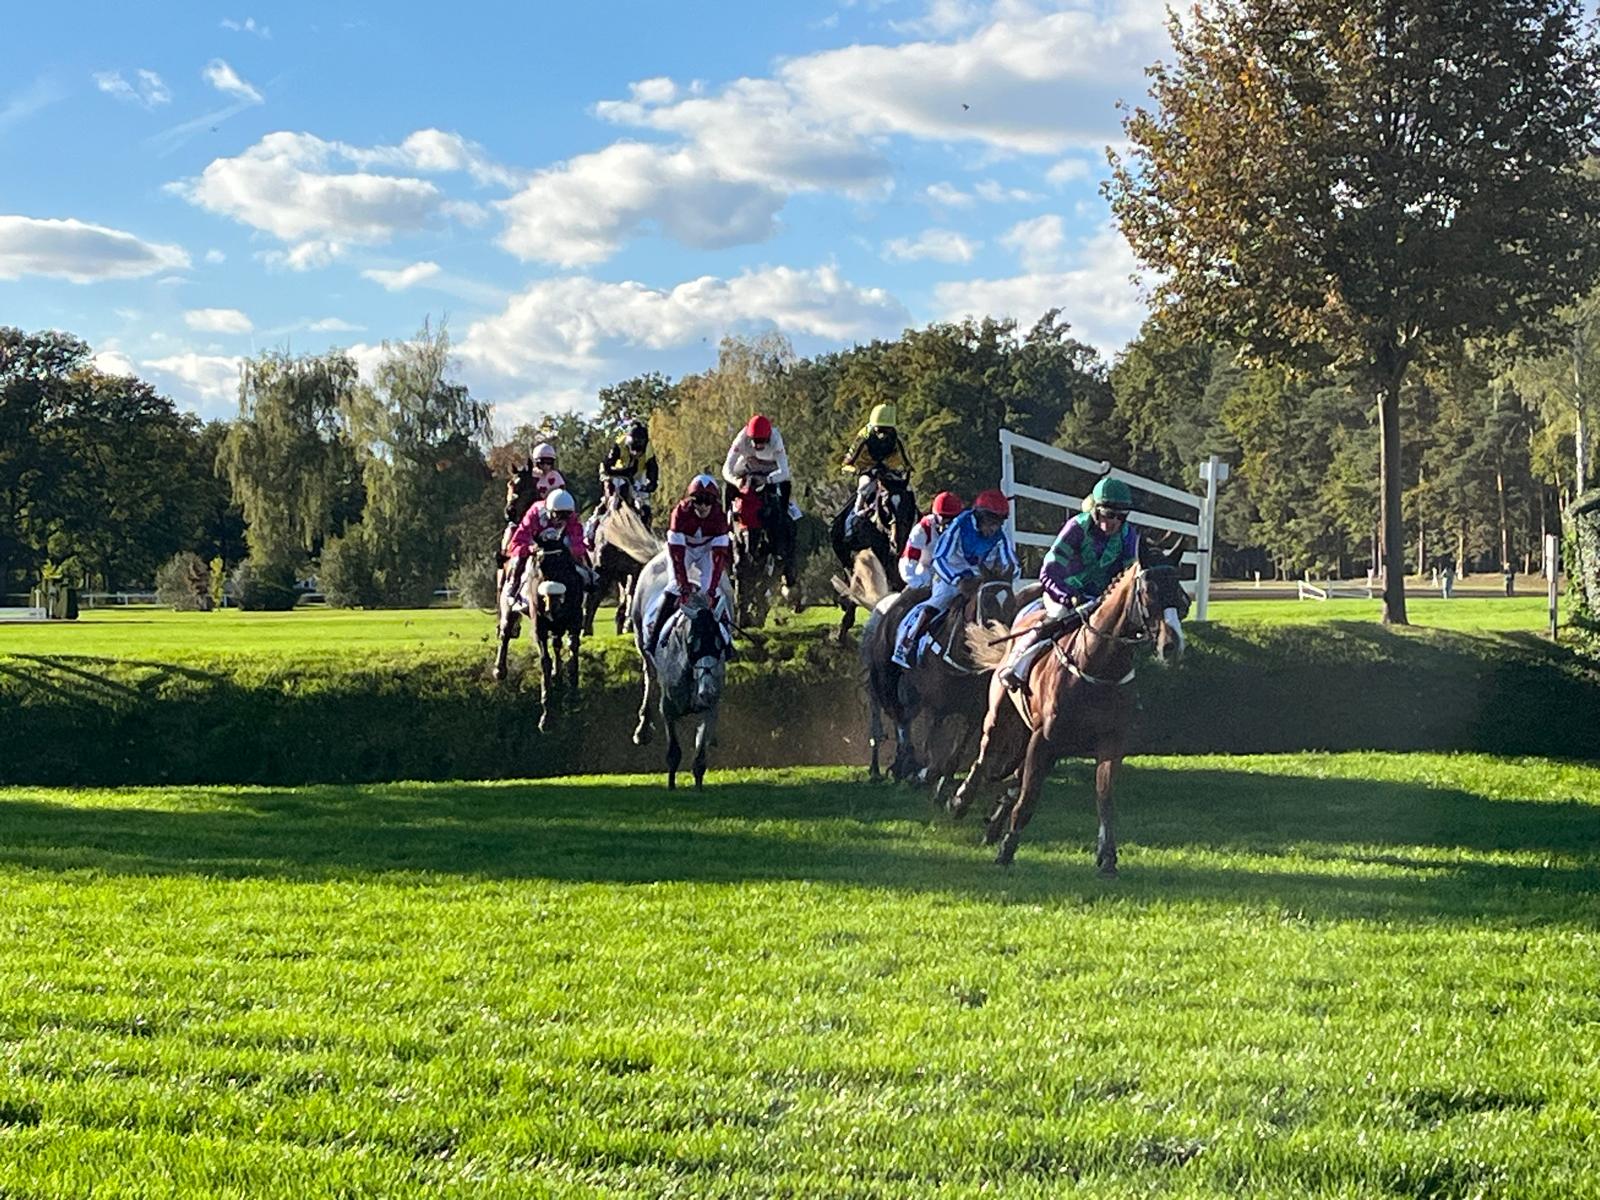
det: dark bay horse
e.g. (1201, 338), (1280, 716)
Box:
(950, 540), (1190, 871)
(839, 554), (1034, 795)
(730, 474), (800, 628)
(494, 534), (587, 731)
(829, 470), (914, 640)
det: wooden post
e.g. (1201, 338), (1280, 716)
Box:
(1546, 533), (1560, 639)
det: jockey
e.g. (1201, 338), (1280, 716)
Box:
(722, 414), (797, 519)
(998, 476), (1140, 692)
(599, 420), (660, 519)
(841, 402), (912, 482)
(646, 474), (733, 652)
(529, 442), (566, 502)
(504, 489), (593, 612)
(899, 491), (964, 588)
(891, 489), (1019, 668)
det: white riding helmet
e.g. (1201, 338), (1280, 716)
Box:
(532, 442), (557, 463)
(545, 488), (575, 514)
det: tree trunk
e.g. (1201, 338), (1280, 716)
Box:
(1497, 459), (1509, 572)
(1378, 367), (1408, 624)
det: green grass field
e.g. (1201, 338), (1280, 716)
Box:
(0, 593), (1554, 660)
(2, 754), (1598, 1197)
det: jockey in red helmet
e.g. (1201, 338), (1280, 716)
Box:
(899, 490), (965, 588)
(722, 413), (796, 519)
(891, 488), (1019, 668)
(646, 475), (733, 653)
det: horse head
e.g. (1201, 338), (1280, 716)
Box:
(682, 595), (727, 711)
(506, 460), (538, 522)
(1136, 537), (1191, 665)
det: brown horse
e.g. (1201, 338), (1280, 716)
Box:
(838, 553), (1034, 794)
(950, 540), (1190, 872)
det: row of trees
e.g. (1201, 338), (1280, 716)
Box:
(6, 300), (1599, 611)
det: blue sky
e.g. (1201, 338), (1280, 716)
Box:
(1, 0), (1165, 428)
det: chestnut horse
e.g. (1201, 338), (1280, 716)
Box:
(950, 540), (1190, 871)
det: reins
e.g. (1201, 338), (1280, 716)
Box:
(1063, 562), (1181, 685)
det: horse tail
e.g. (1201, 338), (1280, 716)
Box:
(601, 505), (662, 564)
(964, 620), (1012, 671)
(831, 550), (892, 609)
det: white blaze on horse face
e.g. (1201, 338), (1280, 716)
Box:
(1162, 606), (1185, 657)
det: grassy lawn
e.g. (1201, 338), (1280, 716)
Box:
(0, 593), (1553, 661)
(2, 754), (1598, 1197)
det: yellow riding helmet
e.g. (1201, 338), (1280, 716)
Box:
(868, 403), (896, 429)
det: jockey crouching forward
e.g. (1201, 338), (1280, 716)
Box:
(600, 421), (660, 520)
(891, 489), (1018, 668)
(504, 489), (594, 613)
(528, 442), (566, 503)
(646, 475), (734, 653)
(722, 414), (798, 520)
(899, 491), (964, 589)
(998, 477), (1140, 692)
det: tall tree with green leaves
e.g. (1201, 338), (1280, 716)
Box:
(1108, 0), (1600, 622)
(216, 350), (363, 572)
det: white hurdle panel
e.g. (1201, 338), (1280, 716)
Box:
(998, 428), (1225, 621)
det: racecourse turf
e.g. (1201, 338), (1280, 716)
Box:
(2, 754), (1599, 1197)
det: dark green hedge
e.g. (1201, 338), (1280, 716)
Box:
(3, 622), (1598, 786)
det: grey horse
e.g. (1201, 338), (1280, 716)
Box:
(628, 550), (736, 790)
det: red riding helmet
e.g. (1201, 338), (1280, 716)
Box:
(931, 491), (964, 519)
(973, 489), (1010, 518)
(686, 474), (720, 502)
(746, 414), (772, 441)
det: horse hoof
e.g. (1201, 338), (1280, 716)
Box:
(948, 792), (969, 820)
(633, 728), (652, 746)
(667, 777), (676, 790)
(995, 835), (1019, 867)
(1098, 865), (1119, 878)
(538, 716), (550, 733)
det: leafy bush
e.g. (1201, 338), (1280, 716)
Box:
(155, 552), (212, 611)
(230, 558), (298, 611)
(450, 551), (498, 610)
(319, 528), (381, 608)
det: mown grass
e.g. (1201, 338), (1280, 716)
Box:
(0, 593), (1550, 662)
(1, 753), (1598, 1197)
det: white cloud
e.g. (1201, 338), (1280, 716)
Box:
(345, 128), (519, 189)
(309, 317), (364, 332)
(171, 132), (449, 249)
(1046, 157), (1092, 186)
(258, 240), (346, 272)
(93, 347), (138, 376)
(94, 69), (170, 109)
(890, 0), (985, 36)
(0, 215), (189, 282)
(142, 352), (244, 410)
(783, 1), (1168, 155)
(202, 59), (263, 104)
(924, 181), (975, 209)
(999, 212), (1066, 271)
(975, 179), (1042, 203)
(361, 261), (441, 291)
(461, 264), (907, 377)
(220, 16), (271, 37)
(184, 307), (253, 334)
(934, 225), (1147, 356)
(498, 142), (787, 267)
(882, 228), (979, 263)
(204, 248), (226, 264)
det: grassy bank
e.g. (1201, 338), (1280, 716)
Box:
(1, 601), (1595, 785)
(2, 755), (1598, 1197)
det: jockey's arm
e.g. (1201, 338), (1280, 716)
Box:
(564, 517), (590, 565)
(708, 539), (731, 595)
(1039, 521), (1088, 604)
(666, 538), (691, 593)
(642, 454), (660, 492)
(768, 432), (791, 484)
(721, 442), (744, 485)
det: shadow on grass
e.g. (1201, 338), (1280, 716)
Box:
(1, 765), (1597, 925)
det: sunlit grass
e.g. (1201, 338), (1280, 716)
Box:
(2, 754), (1598, 1197)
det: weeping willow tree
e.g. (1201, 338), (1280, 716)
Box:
(215, 351), (362, 572)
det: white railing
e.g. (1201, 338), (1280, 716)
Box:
(1298, 579), (1374, 601)
(999, 429), (1226, 621)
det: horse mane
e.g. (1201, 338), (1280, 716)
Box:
(601, 504), (662, 564)
(964, 621), (1011, 670)
(830, 550), (893, 609)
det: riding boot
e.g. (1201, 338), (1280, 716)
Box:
(891, 607), (934, 668)
(507, 556), (530, 614)
(645, 592), (680, 653)
(999, 632), (1050, 694)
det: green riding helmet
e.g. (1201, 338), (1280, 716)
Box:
(1089, 477), (1134, 512)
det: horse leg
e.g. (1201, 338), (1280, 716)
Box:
(838, 600), (857, 643)
(1094, 755), (1122, 877)
(951, 693), (1027, 819)
(582, 576), (600, 638)
(634, 658), (656, 746)
(867, 694), (885, 782)
(537, 623), (556, 732)
(693, 707), (716, 789)
(996, 732), (1059, 868)
(666, 712), (683, 790)
(614, 577), (632, 636)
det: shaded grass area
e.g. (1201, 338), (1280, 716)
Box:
(3, 610), (1599, 785)
(2, 754), (1599, 1197)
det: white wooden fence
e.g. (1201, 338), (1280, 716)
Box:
(998, 428), (1227, 621)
